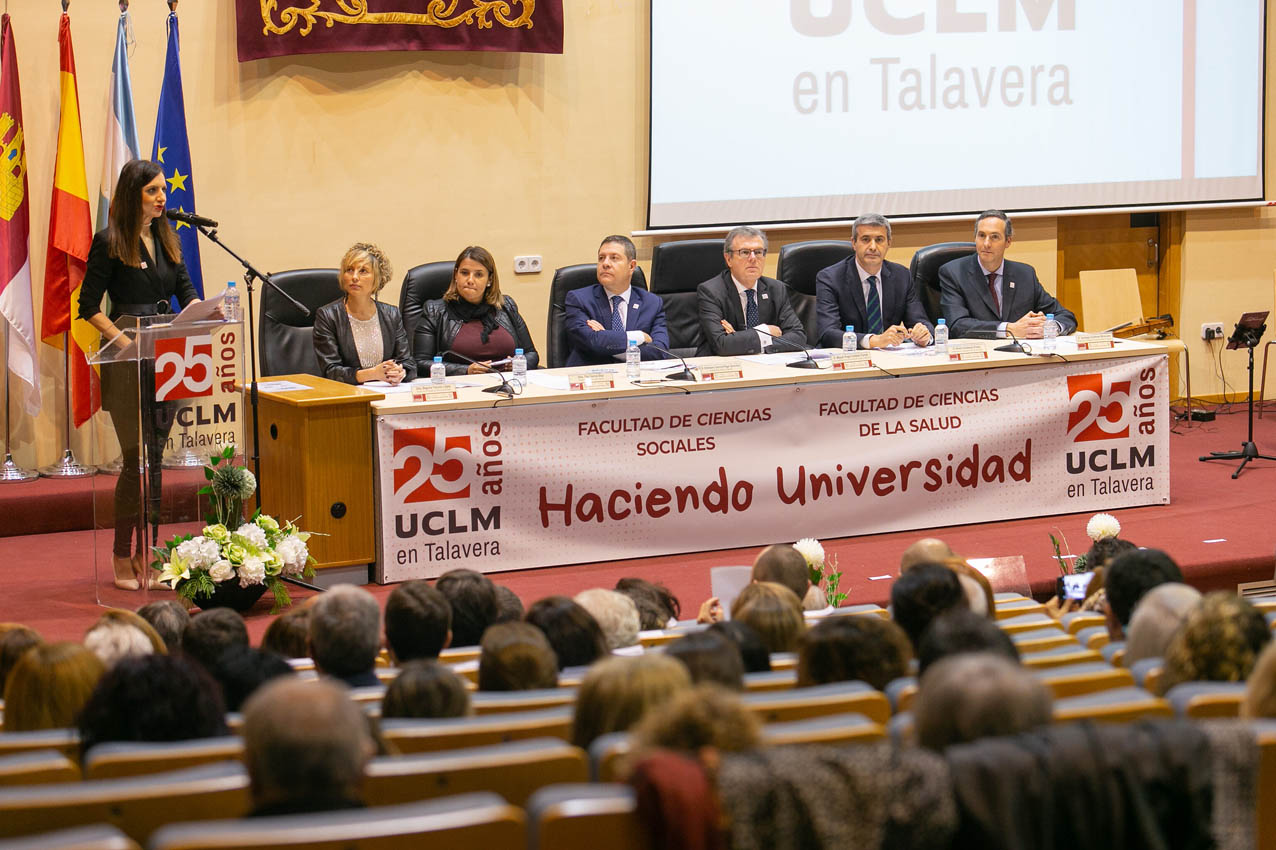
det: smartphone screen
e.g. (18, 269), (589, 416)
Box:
(1058, 572), (1095, 601)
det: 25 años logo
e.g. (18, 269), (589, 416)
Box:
(1066, 373), (1131, 443)
(393, 428), (474, 503)
(154, 335), (214, 402)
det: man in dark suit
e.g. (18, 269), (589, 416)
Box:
(939, 210), (1077, 339)
(696, 226), (806, 356)
(565, 234), (669, 367)
(816, 213), (933, 349)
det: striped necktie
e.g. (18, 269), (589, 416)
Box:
(865, 275), (883, 334)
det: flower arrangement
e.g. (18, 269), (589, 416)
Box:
(152, 445), (315, 612)
(794, 537), (848, 607)
(1050, 512), (1122, 575)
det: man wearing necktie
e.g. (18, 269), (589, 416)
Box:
(695, 226), (807, 356)
(938, 210), (1077, 339)
(815, 213), (933, 350)
(564, 234), (670, 367)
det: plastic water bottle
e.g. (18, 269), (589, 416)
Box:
(511, 348), (527, 387)
(625, 339), (641, 381)
(933, 318), (948, 356)
(222, 281), (240, 322)
(430, 355), (446, 385)
(842, 325), (857, 352)
(1043, 313), (1059, 354)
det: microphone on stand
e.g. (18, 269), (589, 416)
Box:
(441, 350), (519, 397)
(165, 209), (219, 229)
(639, 341), (698, 382)
(754, 327), (823, 369)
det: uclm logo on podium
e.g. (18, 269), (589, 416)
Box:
(392, 428), (474, 503)
(1066, 374), (1131, 443)
(154, 335), (214, 402)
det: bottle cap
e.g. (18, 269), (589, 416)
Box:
(515, 348), (523, 355)
(433, 356), (442, 362)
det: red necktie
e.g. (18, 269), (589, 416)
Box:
(987, 272), (1001, 316)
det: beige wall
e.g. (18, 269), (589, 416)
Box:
(2, 1), (1268, 467)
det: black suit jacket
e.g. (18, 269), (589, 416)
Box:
(938, 254), (1077, 338)
(815, 258), (931, 348)
(78, 228), (199, 322)
(312, 299), (416, 385)
(696, 271), (806, 356)
(412, 296), (539, 376)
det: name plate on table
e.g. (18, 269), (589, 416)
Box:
(829, 351), (874, 372)
(1076, 332), (1116, 351)
(412, 385), (457, 402)
(568, 373), (616, 391)
(947, 340), (989, 362)
(700, 361), (744, 382)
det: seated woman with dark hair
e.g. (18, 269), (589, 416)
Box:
(413, 246), (538, 376)
(382, 660), (471, 719)
(313, 242), (414, 385)
(78, 654), (228, 754)
(477, 622), (559, 692)
(797, 615), (912, 690)
(525, 595), (609, 670)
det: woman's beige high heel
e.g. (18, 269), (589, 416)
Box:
(133, 552), (164, 590)
(112, 554), (140, 591)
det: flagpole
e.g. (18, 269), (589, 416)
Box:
(39, 331), (92, 478)
(0, 324), (37, 482)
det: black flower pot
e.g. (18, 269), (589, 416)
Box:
(193, 581), (267, 613)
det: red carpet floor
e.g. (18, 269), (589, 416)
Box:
(3, 408), (1273, 645)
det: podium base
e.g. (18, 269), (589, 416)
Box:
(0, 453), (38, 482)
(39, 449), (94, 479)
(163, 446), (207, 469)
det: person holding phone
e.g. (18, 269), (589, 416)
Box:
(313, 242), (415, 385)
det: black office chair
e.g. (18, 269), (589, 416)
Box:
(908, 242), (976, 324)
(398, 261), (454, 345)
(545, 264), (647, 369)
(258, 269), (342, 378)
(649, 239), (723, 356)
(776, 240), (855, 343)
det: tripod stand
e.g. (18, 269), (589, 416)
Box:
(1200, 312), (1274, 478)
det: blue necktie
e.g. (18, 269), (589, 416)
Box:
(609, 295), (624, 332)
(745, 289), (759, 328)
(865, 275), (884, 335)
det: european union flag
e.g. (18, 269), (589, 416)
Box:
(151, 9), (202, 304)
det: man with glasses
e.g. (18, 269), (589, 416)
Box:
(816, 213), (932, 350)
(696, 226), (807, 356)
(565, 234), (670, 367)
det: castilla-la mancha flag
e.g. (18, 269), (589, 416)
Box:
(0, 14), (40, 417)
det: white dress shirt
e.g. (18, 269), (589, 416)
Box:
(731, 275), (771, 349)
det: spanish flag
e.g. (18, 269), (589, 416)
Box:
(40, 11), (97, 427)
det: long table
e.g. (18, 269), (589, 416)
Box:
(365, 339), (1171, 582)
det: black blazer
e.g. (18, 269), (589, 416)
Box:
(413, 296), (539, 377)
(815, 258), (932, 348)
(938, 254), (1077, 338)
(696, 271), (806, 356)
(312, 299), (416, 385)
(78, 228), (199, 322)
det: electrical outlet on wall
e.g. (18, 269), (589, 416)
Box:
(513, 255), (542, 274)
(1200, 322), (1224, 340)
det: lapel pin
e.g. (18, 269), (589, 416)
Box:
(761, 292), (769, 300)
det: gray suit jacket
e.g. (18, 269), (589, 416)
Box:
(938, 254), (1077, 338)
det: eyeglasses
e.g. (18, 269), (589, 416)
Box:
(730, 248), (767, 258)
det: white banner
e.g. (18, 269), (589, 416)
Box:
(375, 355), (1168, 581)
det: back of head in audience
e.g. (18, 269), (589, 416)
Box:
(802, 584), (830, 611)
(78, 653), (227, 752)
(477, 622), (559, 691)
(797, 614), (912, 690)
(382, 660), (471, 719)
(525, 595), (609, 669)
(84, 609), (166, 669)
(492, 585), (525, 624)
(183, 608), (250, 672)
(1084, 536), (1138, 572)
(730, 581), (805, 653)
(384, 580), (452, 663)
(890, 562), (968, 649)
(944, 558), (995, 618)
(709, 620), (772, 673)
(665, 630), (745, 690)
(260, 606), (312, 659)
(1104, 548), (1183, 629)
(205, 646), (295, 713)
(435, 568), (498, 647)
(914, 652), (1052, 751)
(3, 641), (104, 732)
(916, 608), (1019, 677)
(615, 578), (681, 629)
(1161, 592), (1270, 692)
(571, 654), (690, 748)
(1244, 641), (1276, 719)
(574, 588), (640, 650)
(0, 625), (41, 690)
(1124, 582), (1202, 666)
(136, 600), (191, 654)
(631, 684), (761, 759)
(308, 584), (381, 685)
(900, 537), (955, 571)
(243, 677), (373, 814)
(751, 544), (810, 603)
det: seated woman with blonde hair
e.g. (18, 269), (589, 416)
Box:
(313, 242), (415, 385)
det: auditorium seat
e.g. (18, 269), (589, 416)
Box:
(1010, 628), (1078, 653)
(996, 612), (1063, 634)
(742, 681), (890, 725)
(1101, 642), (1127, 667)
(438, 647), (481, 665)
(364, 737), (588, 807)
(0, 824), (139, 850)
(586, 733), (630, 783)
(761, 712), (885, 747)
(649, 239), (722, 356)
(1020, 645), (1103, 669)
(526, 784), (650, 850)
(545, 263), (648, 369)
(743, 669), (797, 692)
(1164, 681), (1247, 719)
(1129, 656), (1163, 689)
(258, 269), (342, 378)
(1061, 611), (1107, 635)
(774, 240), (855, 342)
(397, 260), (453, 344)
(1254, 720), (1276, 850)
(993, 599), (1047, 620)
(821, 603), (890, 619)
(884, 677), (917, 713)
(908, 242), (975, 324)
(769, 653), (798, 671)
(380, 706), (573, 754)
(0, 749), (79, 786)
(1051, 687), (1171, 724)
(82, 737), (244, 780)
(149, 793), (524, 850)
(1032, 661), (1134, 699)
(471, 688), (576, 715)
(0, 728), (80, 759)
(1075, 625), (1112, 651)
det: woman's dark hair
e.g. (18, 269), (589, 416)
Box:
(444, 245), (502, 306)
(708, 621), (771, 673)
(664, 630), (744, 690)
(260, 607), (311, 659)
(205, 646), (294, 713)
(615, 578), (681, 628)
(435, 569), (498, 648)
(797, 615), (912, 690)
(0, 625), (42, 689)
(493, 585), (525, 624)
(524, 596), (608, 670)
(1083, 537), (1138, 572)
(78, 654), (228, 755)
(916, 609), (1019, 678)
(477, 622), (558, 691)
(890, 563), (968, 649)
(107, 159), (180, 267)
(382, 660), (471, 719)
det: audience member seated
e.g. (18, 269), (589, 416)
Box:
(699, 544), (818, 624)
(797, 615), (912, 690)
(83, 608), (166, 668)
(901, 555), (993, 618)
(78, 653), (228, 753)
(476, 622), (559, 691)
(916, 609), (1019, 678)
(0, 624), (41, 690)
(890, 562), (968, 651)
(182, 608), (250, 673)
(492, 585), (525, 624)
(205, 646), (295, 713)
(574, 588), (641, 652)
(664, 630), (745, 690)
(1124, 583), (1202, 667)
(3, 641), (104, 731)
(525, 595), (609, 670)
(632, 684), (761, 760)
(615, 577), (680, 629)
(1104, 548), (1184, 640)
(384, 580), (452, 664)
(899, 537), (955, 571)
(313, 242), (414, 385)
(260, 606), (312, 660)
(136, 600), (190, 655)
(709, 621), (772, 673)
(803, 585), (830, 611)
(435, 568), (498, 648)
(571, 654), (690, 749)
(381, 660), (471, 720)
(1243, 641), (1276, 719)
(1159, 592), (1270, 694)
(730, 582), (805, 654)
(913, 653), (1052, 751)
(1045, 537), (1139, 619)
(243, 677), (373, 817)
(309, 584), (382, 688)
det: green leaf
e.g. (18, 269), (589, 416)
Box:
(267, 578), (292, 614)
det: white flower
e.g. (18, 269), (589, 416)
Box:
(236, 523), (268, 550)
(275, 535), (309, 576)
(174, 536), (220, 571)
(793, 537), (825, 569)
(1086, 513), (1121, 541)
(208, 559), (235, 583)
(237, 555), (266, 588)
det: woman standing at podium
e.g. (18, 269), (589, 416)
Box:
(78, 159), (205, 590)
(312, 242), (415, 385)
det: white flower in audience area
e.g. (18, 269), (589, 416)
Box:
(236, 522), (269, 551)
(1086, 513), (1121, 541)
(208, 559), (235, 583)
(238, 554), (267, 588)
(794, 537), (825, 569)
